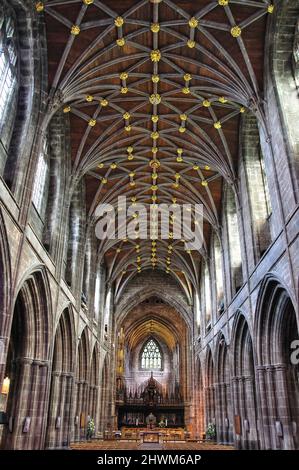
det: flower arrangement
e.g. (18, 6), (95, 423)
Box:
(86, 418), (95, 440)
(206, 422), (216, 440)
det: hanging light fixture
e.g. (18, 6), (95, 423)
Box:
(1, 377), (10, 395)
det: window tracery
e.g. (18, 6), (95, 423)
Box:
(141, 339), (162, 371)
(0, 5), (18, 150)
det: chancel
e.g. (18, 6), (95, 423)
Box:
(0, 0), (299, 452)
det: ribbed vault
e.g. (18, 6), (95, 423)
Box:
(40, 0), (272, 298)
(126, 319), (177, 351)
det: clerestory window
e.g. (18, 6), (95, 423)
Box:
(32, 139), (48, 214)
(0, 7), (18, 151)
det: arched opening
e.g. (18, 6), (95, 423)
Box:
(215, 334), (233, 444)
(115, 292), (189, 435)
(99, 354), (110, 434)
(241, 114), (272, 261)
(212, 233), (224, 316)
(45, 308), (75, 449)
(140, 338), (162, 371)
(64, 182), (86, 290)
(224, 185), (243, 297)
(195, 358), (205, 440)
(201, 261), (212, 329)
(88, 344), (100, 436)
(1, 0), (45, 196)
(0, 213), (11, 388)
(103, 285), (113, 342)
(269, 0), (299, 192)
(42, 111), (70, 255)
(232, 313), (259, 450)
(0, 270), (51, 449)
(205, 347), (215, 433)
(255, 277), (299, 449)
(74, 328), (89, 442)
(82, 237), (92, 312)
(0, 1), (18, 177)
(32, 136), (49, 219)
(94, 262), (106, 323)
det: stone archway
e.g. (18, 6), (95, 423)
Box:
(231, 312), (259, 449)
(0, 211), (11, 388)
(215, 333), (233, 444)
(194, 358), (205, 440)
(114, 292), (191, 434)
(205, 347), (216, 432)
(88, 343), (100, 435)
(1, 269), (51, 449)
(73, 328), (90, 442)
(255, 276), (299, 449)
(45, 307), (76, 448)
(99, 354), (110, 434)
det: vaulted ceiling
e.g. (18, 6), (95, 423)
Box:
(41, 0), (272, 299)
(120, 297), (186, 350)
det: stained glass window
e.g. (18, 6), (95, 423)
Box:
(0, 7), (18, 150)
(141, 339), (162, 370)
(32, 139), (48, 213)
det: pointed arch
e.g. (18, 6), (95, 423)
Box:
(214, 332), (233, 444)
(254, 274), (299, 365)
(73, 327), (90, 442)
(140, 337), (163, 371)
(195, 357), (205, 440)
(231, 311), (259, 450)
(1, 268), (52, 449)
(99, 353), (110, 433)
(77, 327), (90, 382)
(2, 0), (48, 197)
(0, 209), (12, 378)
(115, 284), (192, 330)
(254, 274), (299, 449)
(88, 342), (100, 434)
(204, 346), (215, 429)
(45, 306), (76, 449)
(266, 0), (299, 195)
(13, 266), (52, 360)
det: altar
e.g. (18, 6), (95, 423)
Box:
(120, 426), (186, 442)
(140, 431), (161, 444)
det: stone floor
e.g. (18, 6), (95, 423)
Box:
(70, 440), (234, 450)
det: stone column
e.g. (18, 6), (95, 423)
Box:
(45, 371), (61, 448)
(239, 377), (247, 449)
(225, 382), (234, 444)
(204, 387), (210, 426)
(61, 373), (74, 447)
(256, 366), (271, 449)
(0, 336), (9, 391)
(57, 373), (67, 447)
(219, 382), (229, 444)
(231, 376), (241, 449)
(6, 358), (33, 449)
(73, 381), (81, 442)
(274, 364), (295, 449)
(81, 381), (89, 439)
(29, 360), (50, 449)
(244, 376), (259, 449)
(265, 365), (279, 448)
(214, 382), (222, 443)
